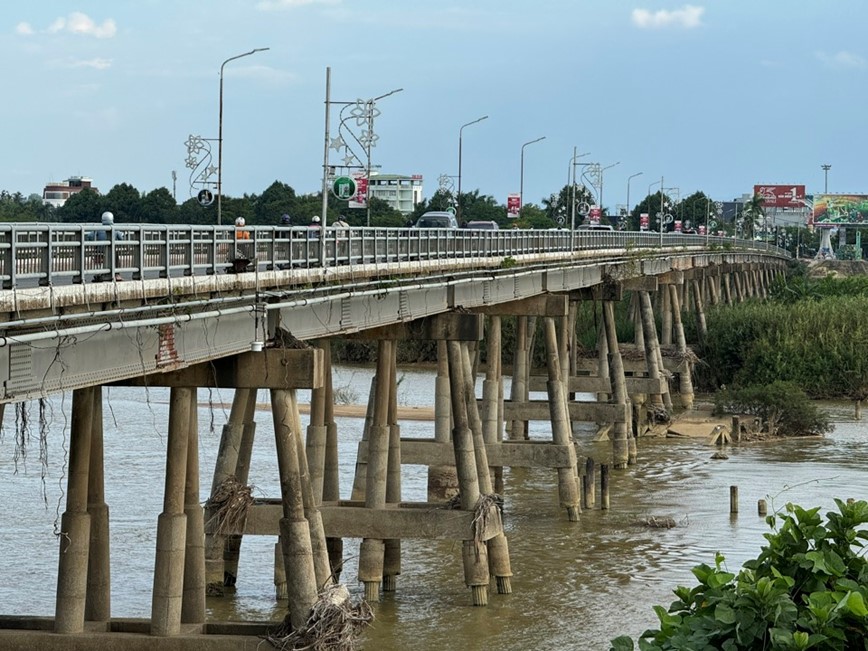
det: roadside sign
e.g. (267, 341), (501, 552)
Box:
(197, 188), (214, 207)
(507, 193), (521, 218)
(332, 176), (356, 200)
(348, 175), (368, 209)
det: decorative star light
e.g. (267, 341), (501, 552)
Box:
(329, 135), (346, 151)
(342, 153), (357, 167)
(204, 165), (218, 180)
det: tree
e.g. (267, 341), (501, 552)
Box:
(57, 188), (104, 223)
(141, 188), (178, 224)
(741, 193), (766, 240)
(542, 184), (596, 227)
(410, 189), (455, 223)
(255, 181), (297, 225)
(104, 183), (143, 223)
(630, 191), (675, 231)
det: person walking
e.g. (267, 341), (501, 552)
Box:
(88, 211), (123, 281)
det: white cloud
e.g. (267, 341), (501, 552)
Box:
(72, 58), (113, 70)
(256, 0), (339, 10)
(815, 50), (867, 69)
(632, 5), (704, 29)
(42, 12), (117, 38)
(15, 22), (34, 36)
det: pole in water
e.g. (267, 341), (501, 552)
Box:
(600, 464), (610, 510)
(757, 499), (767, 517)
(730, 485), (739, 514)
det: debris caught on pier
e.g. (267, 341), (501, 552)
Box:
(263, 583), (373, 651)
(204, 475), (254, 535)
(443, 493), (504, 545)
(637, 516), (677, 529)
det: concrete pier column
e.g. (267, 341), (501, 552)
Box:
(723, 273), (733, 305)
(288, 391), (332, 590)
(660, 286), (673, 346)
(86, 386), (110, 623)
(568, 300), (579, 401)
(446, 341), (489, 606)
(668, 284), (695, 410)
(305, 340), (329, 505)
(543, 318), (582, 520)
(603, 302), (633, 467)
(428, 340), (458, 500)
(596, 317), (610, 402)
(632, 292), (645, 349)
(358, 340), (392, 602)
(639, 291), (667, 410)
(55, 386), (95, 634)
(271, 388), (318, 631)
(321, 341), (343, 580)
(734, 271), (745, 302)
(182, 389), (206, 625)
(351, 375), (378, 502)
(692, 279), (708, 345)
(383, 343), (402, 593)
(151, 387), (192, 637)
(482, 317), (502, 492)
(509, 316), (529, 440)
(222, 391), (257, 590)
(205, 388), (253, 593)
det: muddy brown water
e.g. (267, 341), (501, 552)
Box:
(2, 365), (866, 650)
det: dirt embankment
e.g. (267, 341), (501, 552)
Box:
(806, 259), (868, 278)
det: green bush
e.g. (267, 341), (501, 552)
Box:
(713, 381), (832, 438)
(611, 499), (868, 650)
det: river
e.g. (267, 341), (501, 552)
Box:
(1, 364), (867, 650)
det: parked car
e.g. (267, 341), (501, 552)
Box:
(414, 211), (458, 228)
(465, 220), (499, 230)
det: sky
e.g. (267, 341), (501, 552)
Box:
(3, 1), (866, 214)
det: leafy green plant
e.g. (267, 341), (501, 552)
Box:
(611, 499), (868, 650)
(500, 256), (517, 269)
(713, 381), (833, 438)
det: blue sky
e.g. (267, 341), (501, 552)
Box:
(3, 1), (866, 214)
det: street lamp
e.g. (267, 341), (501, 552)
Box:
(596, 161), (620, 217)
(218, 47), (269, 226)
(822, 163), (831, 193)
(364, 88), (403, 226)
(568, 149), (592, 237)
(626, 171), (643, 228)
(648, 177), (664, 245)
(457, 115), (488, 224)
(520, 136), (546, 218)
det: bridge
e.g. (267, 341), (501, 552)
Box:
(0, 223), (787, 649)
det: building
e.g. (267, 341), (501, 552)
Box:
(366, 173), (423, 214)
(42, 176), (99, 208)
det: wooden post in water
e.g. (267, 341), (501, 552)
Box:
(583, 457), (596, 510)
(86, 386), (111, 623)
(543, 317), (582, 521)
(447, 341), (490, 606)
(600, 464), (610, 510)
(55, 386), (95, 634)
(181, 389), (206, 625)
(270, 388), (318, 630)
(757, 499), (767, 516)
(730, 486), (739, 514)
(150, 387), (191, 637)
(731, 416), (741, 443)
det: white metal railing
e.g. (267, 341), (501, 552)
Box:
(0, 223), (788, 289)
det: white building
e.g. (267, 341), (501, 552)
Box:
(367, 173), (423, 214)
(42, 176), (98, 208)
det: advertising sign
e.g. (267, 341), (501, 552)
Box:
(640, 213), (649, 230)
(332, 176), (356, 200)
(698, 224), (706, 235)
(348, 175), (368, 209)
(674, 220), (683, 233)
(812, 194), (868, 227)
(588, 205), (602, 224)
(507, 193), (521, 218)
(753, 184), (806, 209)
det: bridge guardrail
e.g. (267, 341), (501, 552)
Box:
(0, 224), (788, 289)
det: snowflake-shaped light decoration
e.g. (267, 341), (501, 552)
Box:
(359, 129), (379, 149)
(350, 100), (370, 127)
(185, 134), (206, 156)
(185, 155), (199, 170)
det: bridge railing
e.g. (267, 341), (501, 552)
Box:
(0, 223), (787, 289)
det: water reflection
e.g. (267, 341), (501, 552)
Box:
(0, 367), (866, 650)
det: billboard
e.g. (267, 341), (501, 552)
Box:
(588, 205), (601, 224)
(812, 194), (868, 227)
(754, 185), (805, 209)
(348, 174), (368, 209)
(507, 193), (521, 218)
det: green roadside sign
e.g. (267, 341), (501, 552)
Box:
(332, 176), (356, 200)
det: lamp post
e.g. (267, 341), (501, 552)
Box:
(596, 161), (620, 217)
(626, 171), (643, 228)
(457, 115), (488, 224)
(520, 136), (545, 218)
(648, 177), (664, 245)
(821, 163), (831, 193)
(568, 149), (592, 238)
(362, 88), (403, 226)
(217, 47), (269, 226)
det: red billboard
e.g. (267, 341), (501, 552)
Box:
(640, 213), (649, 230)
(506, 193), (521, 218)
(753, 185), (806, 209)
(588, 206), (601, 224)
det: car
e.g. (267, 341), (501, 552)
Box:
(414, 211), (458, 228)
(577, 223), (614, 232)
(465, 220), (499, 230)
